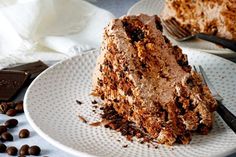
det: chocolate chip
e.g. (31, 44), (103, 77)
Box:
(4, 119), (18, 128)
(141, 62), (147, 69)
(98, 79), (103, 86)
(0, 125), (7, 135)
(15, 102), (24, 113)
(6, 146), (18, 156)
(155, 16), (163, 31)
(6, 109), (17, 117)
(113, 99), (119, 103)
(123, 65), (128, 71)
(163, 35), (170, 43)
(126, 88), (133, 96)
(28, 145), (41, 156)
(19, 129), (30, 138)
(99, 65), (103, 72)
(91, 100), (97, 104)
(130, 28), (145, 42)
(1, 132), (13, 141)
(0, 143), (6, 153)
(19, 144), (29, 155)
(101, 94), (105, 100)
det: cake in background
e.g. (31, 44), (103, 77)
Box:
(92, 14), (217, 145)
(161, 0), (236, 41)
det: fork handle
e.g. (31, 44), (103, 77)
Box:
(196, 33), (236, 52)
(216, 101), (236, 133)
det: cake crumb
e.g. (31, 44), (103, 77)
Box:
(122, 145), (128, 148)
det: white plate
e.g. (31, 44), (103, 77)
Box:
(24, 49), (236, 157)
(127, 0), (236, 58)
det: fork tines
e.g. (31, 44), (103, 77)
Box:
(162, 18), (193, 41)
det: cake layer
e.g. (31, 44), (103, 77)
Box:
(162, 0), (236, 40)
(92, 14), (217, 145)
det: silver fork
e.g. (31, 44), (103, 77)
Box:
(162, 18), (236, 52)
(193, 65), (236, 133)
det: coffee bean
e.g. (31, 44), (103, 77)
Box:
(28, 145), (41, 156)
(6, 146), (18, 156)
(19, 129), (30, 138)
(0, 103), (9, 114)
(4, 119), (18, 128)
(0, 137), (5, 142)
(6, 109), (17, 117)
(19, 144), (29, 155)
(7, 102), (16, 109)
(1, 132), (13, 141)
(15, 102), (24, 113)
(0, 125), (7, 135)
(0, 143), (6, 153)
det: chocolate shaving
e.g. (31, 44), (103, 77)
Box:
(76, 100), (82, 105)
(89, 121), (103, 127)
(100, 106), (152, 143)
(78, 115), (87, 123)
(91, 100), (98, 104)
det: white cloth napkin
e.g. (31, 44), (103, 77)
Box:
(0, 0), (114, 69)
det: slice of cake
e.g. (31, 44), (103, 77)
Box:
(161, 0), (236, 40)
(92, 14), (217, 145)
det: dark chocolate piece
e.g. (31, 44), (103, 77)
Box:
(0, 70), (30, 101)
(3, 61), (48, 79)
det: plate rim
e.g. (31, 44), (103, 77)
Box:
(127, 0), (236, 58)
(24, 48), (236, 157)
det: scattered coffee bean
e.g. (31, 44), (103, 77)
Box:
(7, 102), (16, 109)
(28, 145), (41, 156)
(19, 129), (30, 138)
(0, 136), (6, 142)
(19, 144), (29, 155)
(0, 143), (6, 153)
(6, 146), (18, 156)
(0, 101), (24, 115)
(0, 125), (7, 135)
(0, 103), (9, 114)
(15, 102), (24, 113)
(1, 132), (13, 141)
(4, 119), (18, 128)
(6, 109), (17, 117)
